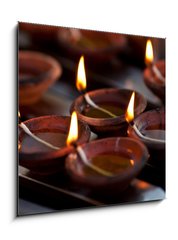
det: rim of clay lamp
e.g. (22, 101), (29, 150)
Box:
(71, 88), (147, 127)
(128, 108), (165, 149)
(66, 137), (149, 188)
(18, 115), (91, 173)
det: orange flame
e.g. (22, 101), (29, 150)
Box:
(145, 39), (154, 66)
(125, 92), (135, 123)
(76, 55), (87, 92)
(66, 111), (78, 146)
(18, 141), (21, 151)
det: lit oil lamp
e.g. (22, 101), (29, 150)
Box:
(66, 108), (149, 194)
(18, 113), (90, 175)
(71, 56), (147, 136)
(126, 92), (165, 189)
(143, 39), (165, 103)
(126, 92), (165, 144)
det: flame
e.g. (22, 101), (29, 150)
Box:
(130, 159), (134, 166)
(145, 39), (154, 65)
(18, 141), (21, 151)
(76, 55), (87, 92)
(66, 111), (78, 146)
(125, 92), (135, 123)
(18, 111), (22, 124)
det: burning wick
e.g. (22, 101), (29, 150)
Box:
(18, 112), (60, 150)
(67, 111), (114, 177)
(126, 92), (165, 144)
(145, 39), (165, 83)
(76, 56), (117, 118)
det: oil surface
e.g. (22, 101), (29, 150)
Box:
(20, 130), (66, 153)
(83, 153), (134, 176)
(83, 103), (124, 118)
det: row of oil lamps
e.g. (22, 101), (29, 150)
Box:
(18, 39), (165, 194)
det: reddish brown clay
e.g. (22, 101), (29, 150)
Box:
(57, 28), (128, 63)
(128, 109), (165, 149)
(19, 115), (91, 175)
(19, 51), (62, 106)
(65, 137), (149, 194)
(143, 60), (165, 103)
(70, 88), (147, 137)
(127, 109), (165, 189)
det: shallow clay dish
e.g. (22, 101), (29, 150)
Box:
(19, 115), (91, 175)
(70, 88), (147, 137)
(143, 60), (165, 103)
(19, 51), (62, 106)
(66, 137), (149, 194)
(127, 108), (165, 189)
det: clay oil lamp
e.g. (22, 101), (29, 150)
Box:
(18, 112), (90, 175)
(143, 39), (165, 103)
(57, 28), (127, 64)
(126, 93), (165, 188)
(70, 56), (147, 137)
(19, 50), (62, 106)
(65, 110), (149, 194)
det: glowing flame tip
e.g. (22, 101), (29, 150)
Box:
(66, 111), (78, 146)
(76, 55), (87, 92)
(145, 39), (154, 65)
(125, 92), (135, 123)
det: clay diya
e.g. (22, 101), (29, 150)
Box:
(19, 50), (62, 106)
(143, 40), (165, 103)
(18, 115), (90, 175)
(65, 137), (149, 194)
(126, 93), (165, 188)
(127, 108), (165, 163)
(71, 88), (147, 136)
(57, 27), (127, 63)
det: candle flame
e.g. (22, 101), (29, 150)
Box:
(125, 92), (135, 123)
(145, 39), (154, 65)
(76, 55), (87, 92)
(66, 111), (78, 146)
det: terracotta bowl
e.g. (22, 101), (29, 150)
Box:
(65, 137), (149, 194)
(143, 60), (165, 103)
(128, 109), (165, 155)
(127, 109), (165, 189)
(19, 115), (91, 175)
(57, 28), (127, 63)
(70, 88), (147, 137)
(19, 51), (62, 106)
